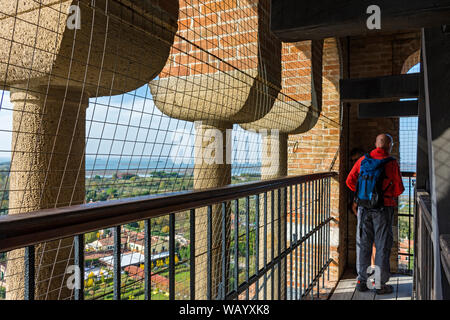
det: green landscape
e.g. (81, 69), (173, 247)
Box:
(0, 158), (260, 215)
(0, 160), (415, 299)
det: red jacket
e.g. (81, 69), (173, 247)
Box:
(346, 148), (405, 207)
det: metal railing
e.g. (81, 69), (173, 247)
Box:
(0, 172), (336, 300)
(440, 235), (450, 290)
(414, 191), (433, 300)
(398, 172), (416, 274)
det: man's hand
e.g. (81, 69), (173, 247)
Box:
(352, 202), (358, 216)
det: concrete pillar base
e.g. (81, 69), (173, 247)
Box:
(193, 122), (232, 299)
(257, 132), (288, 299)
(6, 84), (87, 300)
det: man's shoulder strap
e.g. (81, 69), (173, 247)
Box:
(360, 154), (371, 163)
(382, 156), (396, 165)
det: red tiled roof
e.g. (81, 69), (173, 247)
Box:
(124, 265), (169, 292)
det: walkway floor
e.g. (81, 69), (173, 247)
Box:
(330, 269), (413, 300)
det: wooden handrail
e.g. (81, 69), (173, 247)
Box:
(401, 172), (416, 178)
(417, 190), (432, 234)
(0, 172), (337, 252)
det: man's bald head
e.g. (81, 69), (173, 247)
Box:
(375, 134), (393, 153)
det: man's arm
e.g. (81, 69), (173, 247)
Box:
(346, 157), (363, 192)
(390, 160), (405, 197)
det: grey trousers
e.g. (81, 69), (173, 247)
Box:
(356, 206), (394, 285)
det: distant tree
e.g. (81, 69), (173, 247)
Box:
(127, 222), (139, 229)
(86, 278), (94, 287)
(85, 231), (98, 244)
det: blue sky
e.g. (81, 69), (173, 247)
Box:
(399, 63), (420, 172)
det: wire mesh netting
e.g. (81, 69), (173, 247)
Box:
(397, 62), (419, 274)
(0, 0), (340, 300)
(398, 115), (417, 273)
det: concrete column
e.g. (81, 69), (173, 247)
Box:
(261, 132), (288, 180)
(6, 85), (87, 300)
(193, 122), (232, 299)
(257, 132), (287, 299)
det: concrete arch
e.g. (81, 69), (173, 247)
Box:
(149, 0), (282, 124)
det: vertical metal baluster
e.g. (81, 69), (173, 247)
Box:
(304, 182), (308, 299)
(207, 205), (212, 300)
(221, 202), (227, 300)
(315, 180), (318, 298)
(408, 176), (412, 271)
(303, 182), (307, 298)
(310, 181), (313, 299)
(306, 181), (309, 297)
(321, 179), (325, 289)
(299, 183), (306, 300)
(24, 245), (35, 300)
(324, 178), (330, 277)
(145, 219), (151, 300)
(315, 180), (319, 298)
(312, 180), (315, 299)
(277, 188), (282, 300)
(255, 194), (260, 300)
(312, 180), (316, 298)
(113, 226), (121, 300)
(303, 181), (307, 238)
(312, 180), (315, 282)
(325, 178), (328, 280)
(264, 192), (268, 300)
(190, 209), (195, 300)
(234, 200), (239, 294)
(271, 190), (275, 300)
(316, 180), (322, 298)
(327, 177), (331, 280)
(284, 187), (288, 300)
(299, 183), (302, 300)
(290, 185), (294, 300)
(169, 213), (175, 300)
(322, 178), (326, 287)
(74, 234), (84, 300)
(324, 178), (328, 281)
(245, 196), (250, 300)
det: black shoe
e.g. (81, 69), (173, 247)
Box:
(376, 284), (394, 295)
(356, 280), (368, 292)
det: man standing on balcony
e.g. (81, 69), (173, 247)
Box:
(346, 134), (404, 294)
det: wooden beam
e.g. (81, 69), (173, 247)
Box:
(358, 101), (418, 118)
(340, 74), (419, 102)
(271, 0), (450, 41)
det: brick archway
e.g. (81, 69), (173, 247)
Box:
(401, 50), (421, 74)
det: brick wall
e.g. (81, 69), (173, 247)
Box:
(288, 38), (343, 284)
(281, 41), (312, 102)
(160, 0), (281, 83)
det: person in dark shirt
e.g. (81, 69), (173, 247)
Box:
(346, 134), (404, 294)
